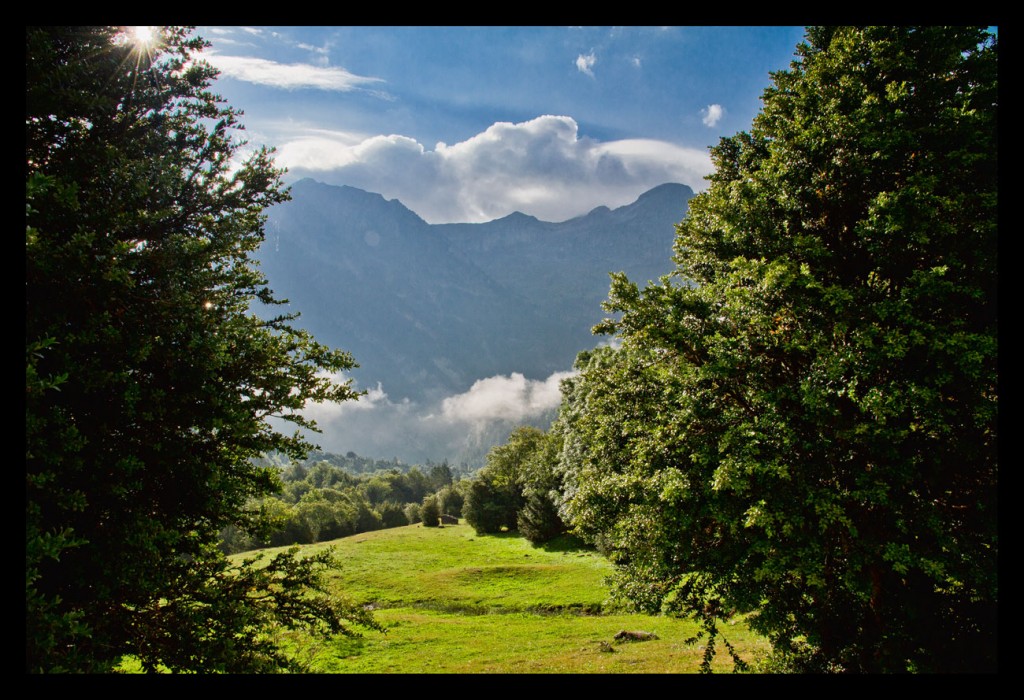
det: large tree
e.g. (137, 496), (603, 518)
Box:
(558, 26), (997, 672)
(26, 26), (377, 672)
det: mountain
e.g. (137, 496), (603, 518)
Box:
(260, 178), (693, 405)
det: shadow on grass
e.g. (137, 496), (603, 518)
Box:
(467, 529), (520, 540)
(329, 634), (372, 659)
(416, 600), (605, 616)
(535, 533), (594, 553)
(467, 529), (595, 554)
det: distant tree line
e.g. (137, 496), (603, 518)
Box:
(220, 457), (468, 554)
(256, 449), (476, 479)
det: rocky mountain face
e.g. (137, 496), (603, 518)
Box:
(260, 178), (694, 404)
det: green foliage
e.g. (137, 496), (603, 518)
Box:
(219, 459), (455, 553)
(420, 495), (441, 528)
(404, 502), (422, 525)
(435, 482), (465, 518)
(127, 546), (383, 673)
(518, 490), (566, 545)
(462, 479), (510, 534)
(517, 429), (568, 545)
(559, 27), (997, 673)
(462, 425), (567, 542)
(26, 26), (369, 672)
(428, 461), (455, 491)
(377, 500), (410, 529)
(462, 427), (540, 535)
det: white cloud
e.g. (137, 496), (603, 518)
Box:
(440, 371), (575, 424)
(575, 51), (597, 77)
(296, 42), (329, 55)
(701, 103), (724, 127)
(278, 132), (422, 171)
(204, 54), (383, 92)
(278, 115), (713, 223)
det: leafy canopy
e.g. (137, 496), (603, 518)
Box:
(558, 26), (997, 673)
(26, 26), (377, 673)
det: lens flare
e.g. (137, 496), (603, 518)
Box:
(130, 26), (156, 46)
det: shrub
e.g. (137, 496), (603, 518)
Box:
(420, 495), (441, 528)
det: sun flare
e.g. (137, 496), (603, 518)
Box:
(129, 26), (156, 46)
(116, 26), (162, 74)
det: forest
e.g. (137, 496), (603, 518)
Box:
(26, 26), (996, 673)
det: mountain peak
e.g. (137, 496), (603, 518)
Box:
(285, 178), (427, 227)
(496, 211), (539, 223)
(631, 182), (694, 206)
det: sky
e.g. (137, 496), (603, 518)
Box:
(197, 26), (808, 224)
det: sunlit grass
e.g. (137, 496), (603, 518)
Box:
(287, 608), (767, 674)
(243, 524), (770, 673)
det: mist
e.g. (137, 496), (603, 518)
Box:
(294, 369), (575, 468)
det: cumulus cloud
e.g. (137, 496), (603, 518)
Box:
(701, 103), (725, 127)
(595, 335), (623, 350)
(278, 115), (713, 223)
(204, 54), (383, 92)
(440, 371), (574, 424)
(575, 51), (597, 77)
(279, 132), (425, 172)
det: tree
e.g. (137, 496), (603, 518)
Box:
(377, 500), (409, 528)
(404, 502), (422, 525)
(461, 478), (509, 534)
(435, 482), (465, 518)
(420, 495), (441, 528)
(559, 26), (997, 673)
(462, 426), (542, 535)
(429, 461), (455, 491)
(517, 428), (567, 545)
(26, 26), (379, 672)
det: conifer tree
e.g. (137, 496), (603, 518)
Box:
(26, 26), (378, 672)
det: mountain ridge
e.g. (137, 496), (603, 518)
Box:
(260, 178), (694, 405)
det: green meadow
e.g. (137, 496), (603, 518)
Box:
(246, 523), (770, 673)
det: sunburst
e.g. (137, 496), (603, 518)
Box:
(116, 26), (162, 68)
(130, 26), (156, 45)
(113, 26), (164, 96)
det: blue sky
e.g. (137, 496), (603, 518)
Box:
(197, 26), (808, 223)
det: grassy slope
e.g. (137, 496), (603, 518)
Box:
(241, 524), (770, 673)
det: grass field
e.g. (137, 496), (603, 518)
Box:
(244, 523), (770, 673)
